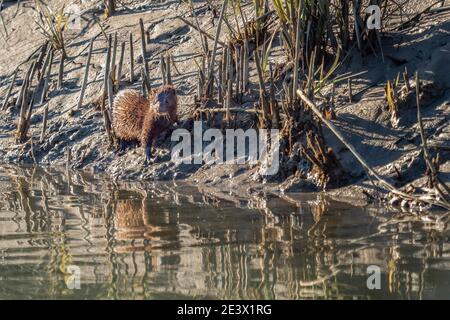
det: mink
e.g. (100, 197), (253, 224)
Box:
(112, 85), (177, 163)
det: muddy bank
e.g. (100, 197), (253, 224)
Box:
(0, 0), (449, 209)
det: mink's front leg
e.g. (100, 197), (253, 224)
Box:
(118, 139), (128, 152)
(144, 144), (153, 166)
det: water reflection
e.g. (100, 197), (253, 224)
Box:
(0, 164), (449, 299)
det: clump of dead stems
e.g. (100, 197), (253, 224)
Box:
(34, 0), (67, 57)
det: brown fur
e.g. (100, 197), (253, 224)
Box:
(112, 85), (178, 153)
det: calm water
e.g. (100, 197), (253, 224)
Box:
(0, 165), (449, 300)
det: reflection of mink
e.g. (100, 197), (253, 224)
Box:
(112, 85), (177, 163)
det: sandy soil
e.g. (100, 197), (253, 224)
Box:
(0, 0), (449, 208)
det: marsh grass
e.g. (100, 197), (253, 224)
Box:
(34, 0), (67, 56)
(189, 0), (416, 187)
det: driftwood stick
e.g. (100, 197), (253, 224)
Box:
(76, 38), (94, 109)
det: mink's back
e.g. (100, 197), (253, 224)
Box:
(112, 89), (149, 142)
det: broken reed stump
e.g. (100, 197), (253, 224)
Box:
(105, 0), (116, 17)
(197, 69), (202, 100)
(415, 71), (450, 203)
(269, 64), (280, 129)
(141, 67), (151, 97)
(235, 44), (241, 100)
(217, 59), (223, 104)
(102, 35), (114, 144)
(30, 43), (48, 85)
(1, 67), (18, 111)
(292, 6), (302, 103)
(403, 67), (410, 92)
(37, 47), (52, 90)
(15, 62), (34, 109)
(107, 70), (114, 118)
(225, 78), (232, 124)
(160, 55), (167, 86)
(348, 78), (353, 102)
(36, 42), (50, 79)
(254, 49), (269, 126)
(116, 41), (125, 91)
(239, 42), (245, 95)
(40, 104), (48, 143)
(139, 18), (150, 89)
(18, 76), (40, 144)
(226, 45), (233, 98)
(40, 49), (53, 105)
(146, 30), (151, 45)
(129, 32), (135, 83)
(111, 32), (118, 78)
(76, 38), (94, 110)
(243, 39), (249, 93)
(17, 62), (34, 131)
(170, 55), (181, 76)
(21, 88), (39, 142)
(204, 0), (227, 99)
(57, 51), (66, 89)
(141, 68), (147, 97)
(166, 55), (172, 86)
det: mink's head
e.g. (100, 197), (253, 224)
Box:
(152, 85), (177, 114)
